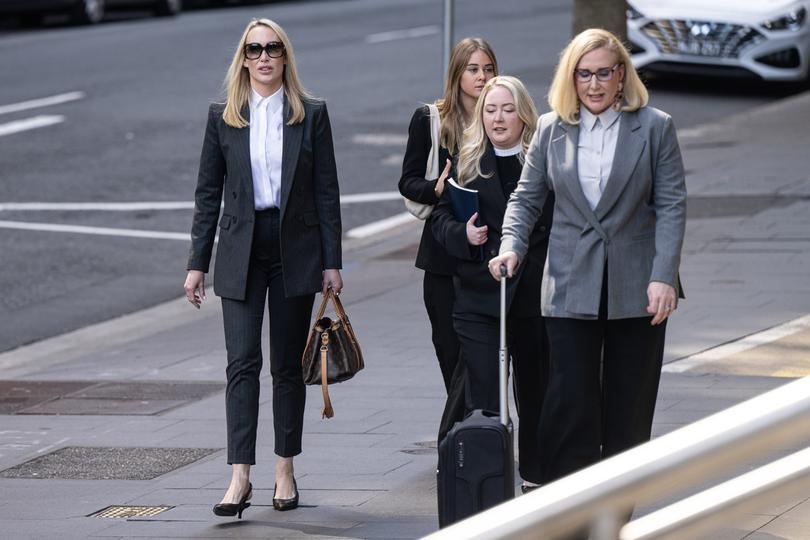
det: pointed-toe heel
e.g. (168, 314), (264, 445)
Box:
(272, 478), (299, 511)
(213, 482), (253, 518)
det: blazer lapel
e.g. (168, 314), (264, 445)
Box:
(552, 120), (595, 224)
(280, 97), (303, 217)
(235, 103), (255, 204)
(594, 111), (646, 218)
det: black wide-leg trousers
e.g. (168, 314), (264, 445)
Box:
(453, 312), (549, 483)
(220, 209), (315, 464)
(540, 314), (667, 484)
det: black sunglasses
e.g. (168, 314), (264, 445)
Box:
(244, 41), (285, 60)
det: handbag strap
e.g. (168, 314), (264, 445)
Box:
(425, 103), (441, 180)
(313, 288), (349, 322)
(319, 330), (335, 419)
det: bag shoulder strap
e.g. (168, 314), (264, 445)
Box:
(319, 330), (334, 418)
(425, 103), (441, 180)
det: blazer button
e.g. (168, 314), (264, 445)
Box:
(489, 249), (496, 257)
(232, 216), (238, 224)
(232, 191), (237, 199)
(540, 226), (547, 232)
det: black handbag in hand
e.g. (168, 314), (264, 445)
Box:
(301, 289), (364, 418)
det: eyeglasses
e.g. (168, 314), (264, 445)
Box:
(573, 64), (620, 83)
(244, 41), (285, 60)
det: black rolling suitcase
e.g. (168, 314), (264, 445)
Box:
(437, 266), (514, 527)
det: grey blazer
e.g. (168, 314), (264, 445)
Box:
(500, 107), (686, 319)
(187, 98), (342, 300)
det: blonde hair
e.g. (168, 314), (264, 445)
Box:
(435, 37), (498, 153)
(456, 76), (538, 186)
(222, 18), (311, 128)
(548, 28), (648, 124)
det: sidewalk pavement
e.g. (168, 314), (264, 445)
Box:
(1, 91), (809, 540)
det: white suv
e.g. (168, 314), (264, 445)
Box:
(628, 0), (810, 82)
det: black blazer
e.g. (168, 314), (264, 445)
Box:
(431, 146), (554, 317)
(399, 105), (456, 276)
(187, 98), (342, 300)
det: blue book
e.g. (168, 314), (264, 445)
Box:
(446, 178), (484, 260)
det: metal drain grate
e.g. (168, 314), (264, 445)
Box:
(0, 380), (224, 415)
(90, 505), (173, 519)
(0, 446), (221, 480)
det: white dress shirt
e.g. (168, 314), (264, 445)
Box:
(249, 86), (284, 210)
(577, 106), (621, 210)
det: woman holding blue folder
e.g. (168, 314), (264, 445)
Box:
(431, 76), (553, 492)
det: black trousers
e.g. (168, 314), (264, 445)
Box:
(540, 314), (666, 484)
(220, 209), (315, 464)
(423, 272), (460, 391)
(453, 312), (549, 483)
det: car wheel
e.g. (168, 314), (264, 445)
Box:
(154, 0), (182, 16)
(70, 0), (105, 24)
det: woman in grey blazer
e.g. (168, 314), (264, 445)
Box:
(184, 18), (342, 518)
(489, 28), (686, 487)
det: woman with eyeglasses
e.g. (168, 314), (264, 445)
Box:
(431, 76), (552, 493)
(398, 38), (497, 441)
(489, 28), (686, 488)
(184, 18), (342, 518)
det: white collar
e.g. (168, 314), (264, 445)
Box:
(580, 105), (621, 131)
(493, 143), (522, 157)
(250, 85), (284, 114)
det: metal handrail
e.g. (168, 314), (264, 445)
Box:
(621, 446), (810, 540)
(422, 376), (810, 540)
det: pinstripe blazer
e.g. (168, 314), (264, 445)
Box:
(500, 107), (686, 319)
(187, 97), (342, 300)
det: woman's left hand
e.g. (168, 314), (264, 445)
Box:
(322, 269), (343, 295)
(647, 281), (677, 326)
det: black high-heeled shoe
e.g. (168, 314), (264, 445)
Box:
(213, 482), (252, 519)
(272, 478), (299, 511)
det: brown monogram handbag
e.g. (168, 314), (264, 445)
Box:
(302, 289), (364, 418)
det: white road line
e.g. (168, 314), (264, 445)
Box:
(0, 201), (195, 211)
(352, 133), (409, 146)
(365, 25), (440, 44)
(0, 115), (65, 137)
(0, 220), (191, 241)
(663, 314), (810, 373)
(346, 211), (416, 239)
(0, 91), (85, 116)
(0, 192), (403, 211)
(341, 191), (402, 204)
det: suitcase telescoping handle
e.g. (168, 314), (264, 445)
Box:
(499, 264), (509, 427)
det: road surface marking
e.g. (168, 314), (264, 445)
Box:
(352, 133), (409, 146)
(663, 314), (810, 373)
(0, 202), (195, 211)
(346, 211), (416, 239)
(0, 220), (191, 241)
(342, 191), (402, 203)
(366, 25), (440, 44)
(0, 115), (65, 137)
(0, 91), (85, 115)
(0, 192), (403, 211)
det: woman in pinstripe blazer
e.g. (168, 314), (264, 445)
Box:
(489, 28), (686, 490)
(184, 18), (342, 518)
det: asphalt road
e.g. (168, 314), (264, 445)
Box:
(0, 0), (800, 352)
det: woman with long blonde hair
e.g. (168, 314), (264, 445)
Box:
(398, 37), (498, 442)
(432, 76), (553, 492)
(184, 18), (343, 518)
